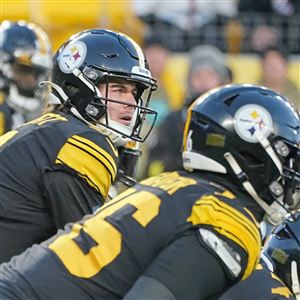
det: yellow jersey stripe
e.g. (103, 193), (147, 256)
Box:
(56, 137), (117, 198)
(0, 130), (18, 147)
(187, 195), (261, 280)
(214, 190), (236, 199)
(56, 144), (112, 198)
(0, 93), (4, 104)
(0, 112), (5, 136)
(199, 197), (260, 244)
(105, 137), (118, 157)
(197, 199), (260, 261)
(68, 138), (116, 179)
(71, 135), (117, 177)
(271, 287), (293, 298)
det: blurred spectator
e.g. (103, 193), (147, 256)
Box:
(185, 45), (232, 106)
(258, 46), (300, 110)
(133, 0), (237, 30)
(250, 25), (281, 53)
(135, 31), (186, 180)
(238, 0), (300, 53)
(239, 0), (300, 15)
(143, 31), (185, 125)
(138, 45), (232, 179)
(133, 0), (237, 52)
(238, 0), (273, 13)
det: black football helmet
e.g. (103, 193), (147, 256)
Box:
(262, 211), (300, 298)
(0, 20), (52, 113)
(182, 84), (300, 224)
(46, 29), (157, 146)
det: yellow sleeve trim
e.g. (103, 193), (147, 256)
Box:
(0, 111), (5, 136)
(271, 287), (293, 298)
(0, 130), (18, 146)
(187, 195), (261, 280)
(55, 135), (117, 197)
(0, 93), (4, 105)
(70, 135), (117, 175)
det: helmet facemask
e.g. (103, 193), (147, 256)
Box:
(273, 140), (300, 211)
(48, 66), (157, 146)
(87, 72), (157, 146)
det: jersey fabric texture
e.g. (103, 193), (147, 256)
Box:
(220, 259), (295, 300)
(0, 171), (262, 299)
(0, 111), (118, 263)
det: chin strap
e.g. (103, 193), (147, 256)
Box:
(291, 261), (300, 299)
(40, 81), (69, 103)
(224, 152), (286, 225)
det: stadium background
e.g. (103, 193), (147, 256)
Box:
(1, 0), (299, 95)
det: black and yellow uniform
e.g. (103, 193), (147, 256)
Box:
(0, 91), (13, 135)
(0, 111), (118, 263)
(220, 259), (296, 300)
(0, 171), (262, 299)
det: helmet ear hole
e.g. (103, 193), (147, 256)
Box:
(239, 151), (263, 166)
(63, 82), (79, 97)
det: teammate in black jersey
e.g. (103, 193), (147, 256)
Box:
(0, 84), (299, 299)
(220, 211), (300, 300)
(0, 28), (157, 263)
(0, 20), (52, 133)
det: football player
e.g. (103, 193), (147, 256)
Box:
(220, 211), (300, 300)
(0, 29), (157, 263)
(0, 84), (299, 299)
(0, 20), (52, 134)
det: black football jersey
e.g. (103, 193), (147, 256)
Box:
(0, 171), (262, 299)
(0, 112), (118, 263)
(220, 260), (295, 299)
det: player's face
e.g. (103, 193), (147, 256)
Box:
(98, 81), (137, 126)
(11, 63), (44, 92)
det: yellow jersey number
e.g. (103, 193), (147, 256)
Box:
(49, 172), (197, 278)
(49, 188), (161, 278)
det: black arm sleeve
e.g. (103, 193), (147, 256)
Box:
(43, 170), (104, 229)
(124, 232), (230, 300)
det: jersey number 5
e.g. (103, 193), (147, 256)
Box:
(49, 189), (161, 278)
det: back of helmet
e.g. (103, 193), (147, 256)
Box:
(182, 84), (300, 224)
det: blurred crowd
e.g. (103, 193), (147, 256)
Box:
(1, 0), (300, 180)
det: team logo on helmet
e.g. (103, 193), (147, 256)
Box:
(58, 41), (87, 74)
(234, 104), (273, 143)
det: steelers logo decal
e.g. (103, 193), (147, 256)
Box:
(234, 104), (273, 143)
(58, 41), (87, 74)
